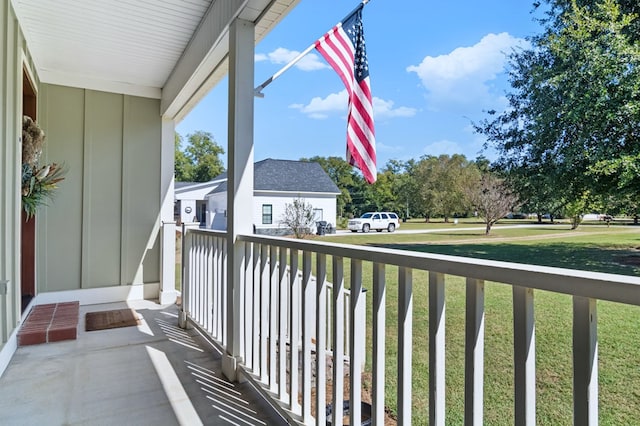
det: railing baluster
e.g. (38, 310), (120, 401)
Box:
(198, 236), (204, 328)
(513, 285), (535, 426)
(316, 253), (328, 425)
(327, 284), (333, 356)
(349, 259), (364, 426)
(259, 244), (269, 383)
(268, 245), (278, 392)
(213, 235), (220, 337)
(189, 233), (196, 321)
(573, 296), (597, 425)
(221, 237), (228, 347)
(429, 271), (445, 426)
(193, 235), (199, 324)
(214, 236), (222, 340)
(252, 243), (261, 376)
(345, 292), (351, 359)
(465, 278), (485, 425)
(332, 256), (345, 426)
(218, 236), (225, 341)
(178, 227), (190, 329)
(372, 262), (386, 426)
(244, 242), (253, 369)
(278, 246), (288, 402)
(209, 236), (214, 333)
(398, 267), (413, 425)
(289, 248), (301, 414)
(301, 251), (314, 424)
(202, 235), (207, 326)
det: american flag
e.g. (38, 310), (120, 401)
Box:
(315, 6), (376, 184)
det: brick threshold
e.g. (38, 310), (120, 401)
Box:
(18, 301), (80, 346)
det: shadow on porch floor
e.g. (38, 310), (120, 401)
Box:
(0, 300), (287, 425)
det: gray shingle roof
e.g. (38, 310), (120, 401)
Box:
(207, 159), (340, 195)
(175, 182), (196, 189)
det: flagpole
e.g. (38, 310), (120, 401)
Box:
(254, 0), (371, 98)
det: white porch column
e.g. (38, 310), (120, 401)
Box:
(222, 17), (255, 382)
(159, 118), (178, 305)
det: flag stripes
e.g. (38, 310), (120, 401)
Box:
(315, 6), (376, 183)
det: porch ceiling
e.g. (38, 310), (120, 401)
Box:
(12, 0), (299, 119)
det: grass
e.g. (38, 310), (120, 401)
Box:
(318, 222), (640, 424)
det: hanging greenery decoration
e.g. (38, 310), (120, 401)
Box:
(21, 116), (67, 219)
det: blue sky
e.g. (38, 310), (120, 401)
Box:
(177, 0), (544, 170)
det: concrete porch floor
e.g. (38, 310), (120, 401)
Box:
(0, 300), (287, 425)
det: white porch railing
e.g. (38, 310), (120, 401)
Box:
(179, 228), (640, 425)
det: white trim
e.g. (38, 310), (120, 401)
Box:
(21, 51), (37, 95)
(0, 297), (38, 379)
(175, 179), (226, 194)
(255, 190), (341, 196)
(34, 283), (160, 306)
(0, 329), (18, 379)
(38, 69), (161, 99)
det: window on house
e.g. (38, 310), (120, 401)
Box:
(313, 208), (323, 221)
(262, 204), (272, 224)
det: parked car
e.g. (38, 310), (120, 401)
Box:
(348, 212), (400, 233)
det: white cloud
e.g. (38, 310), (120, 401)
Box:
(377, 142), (403, 153)
(422, 139), (464, 156)
(255, 47), (329, 71)
(373, 98), (417, 119)
(290, 89), (417, 120)
(290, 90), (348, 119)
(407, 32), (530, 109)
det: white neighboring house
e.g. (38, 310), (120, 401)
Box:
(175, 175), (227, 225)
(207, 159), (341, 235)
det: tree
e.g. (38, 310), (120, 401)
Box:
(564, 191), (590, 229)
(175, 133), (193, 181)
(414, 154), (479, 222)
(381, 159), (420, 219)
(476, 0), (640, 210)
(467, 174), (520, 235)
(280, 197), (316, 239)
(362, 169), (397, 212)
(175, 131), (225, 182)
(302, 156), (359, 218)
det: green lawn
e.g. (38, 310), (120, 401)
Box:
(320, 224), (640, 424)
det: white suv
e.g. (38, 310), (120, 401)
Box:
(348, 212), (400, 233)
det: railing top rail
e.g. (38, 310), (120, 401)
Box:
(184, 228), (640, 306)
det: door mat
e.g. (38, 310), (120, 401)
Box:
(85, 308), (141, 331)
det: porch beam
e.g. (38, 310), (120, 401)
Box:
(222, 17), (255, 382)
(161, 0), (244, 120)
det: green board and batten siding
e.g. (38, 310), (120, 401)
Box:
(37, 85), (161, 292)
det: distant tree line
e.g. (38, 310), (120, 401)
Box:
(302, 155), (520, 234)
